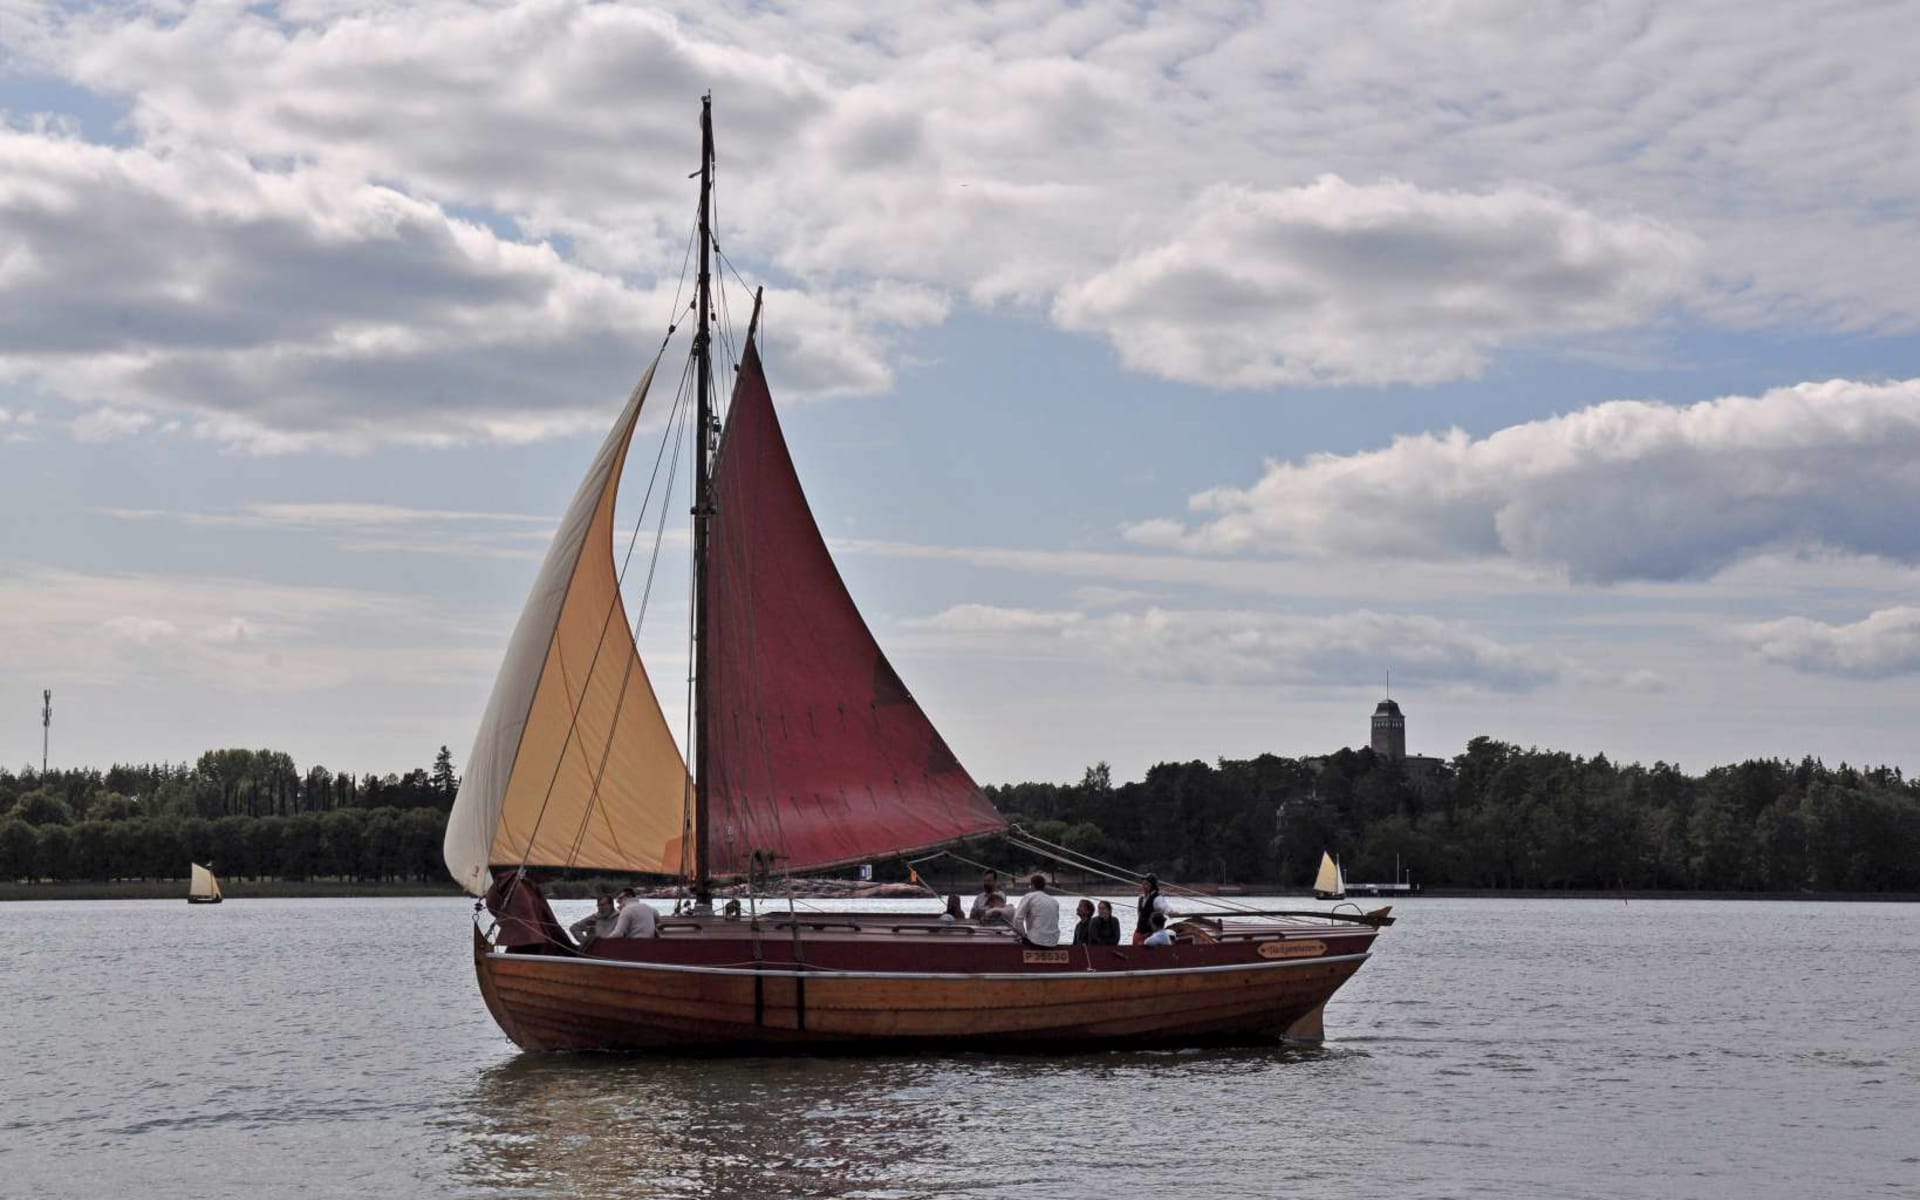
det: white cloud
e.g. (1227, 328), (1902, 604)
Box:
(1133, 377), (1920, 584)
(0, 129), (940, 450)
(912, 602), (1560, 692)
(15, 0), (1920, 406)
(1055, 178), (1698, 387)
(102, 615), (179, 645)
(102, 501), (560, 561)
(1733, 607), (1920, 679)
(0, 565), (486, 692)
(105, 502), (551, 529)
(909, 604), (1085, 634)
(1069, 585), (1162, 608)
(71, 407), (156, 442)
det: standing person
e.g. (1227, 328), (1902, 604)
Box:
(1070, 898), (1096, 944)
(1134, 874), (1173, 945)
(968, 871), (1001, 921)
(608, 889), (658, 939)
(1012, 874), (1061, 946)
(1090, 900), (1123, 945)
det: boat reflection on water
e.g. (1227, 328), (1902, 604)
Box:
(445, 1045), (1338, 1199)
(448, 1054), (950, 1198)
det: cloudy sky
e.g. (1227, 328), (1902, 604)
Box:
(4, 0), (1919, 785)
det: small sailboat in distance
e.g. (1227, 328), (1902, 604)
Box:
(188, 863), (223, 905)
(1313, 852), (1346, 901)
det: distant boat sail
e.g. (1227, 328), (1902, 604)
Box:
(447, 96), (1393, 1053)
(1314, 852), (1346, 900)
(188, 863), (223, 905)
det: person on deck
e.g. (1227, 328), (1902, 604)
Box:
(1133, 874), (1174, 945)
(1091, 900), (1123, 946)
(1143, 912), (1174, 946)
(941, 894), (965, 923)
(568, 894), (617, 946)
(1070, 898), (1096, 944)
(608, 889), (658, 939)
(1012, 874), (1061, 946)
(968, 871), (1001, 921)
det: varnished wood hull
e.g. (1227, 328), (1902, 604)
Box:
(473, 927), (1372, 1053)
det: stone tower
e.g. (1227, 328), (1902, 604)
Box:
(1371, 698), (1406, 761)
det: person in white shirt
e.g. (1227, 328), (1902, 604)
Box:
(1011, 873), (1060, 947)
(569, 894), (617, 946)
(1143, 912), (1174, 946)
(607, 888), (659, 939)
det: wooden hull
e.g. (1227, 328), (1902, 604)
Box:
(473, 925), (1374, 1053)
(187, 896), (222, 904)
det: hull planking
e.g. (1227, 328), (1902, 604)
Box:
(472, 921), (1374, 1053)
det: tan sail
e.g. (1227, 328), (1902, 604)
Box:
(1313, 851), (1345, 897)
(189, 863), (221, 900)
(445, 358), (691, 896)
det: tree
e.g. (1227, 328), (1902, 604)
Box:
(0, 819), (37, 881)
(431, 746), (460, 805)
(17, 790), (73, 827)
(36, 824), (73, 880)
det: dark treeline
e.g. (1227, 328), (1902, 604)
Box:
(7, 738), (1920, 892)
(984, 739), (1920, 893)
(0, 746), (459, 884)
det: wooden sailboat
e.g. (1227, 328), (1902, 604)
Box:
(1313, 852), (1346, 901)
(188, 863), (223, 905)
(447, 97), (1391, 1053)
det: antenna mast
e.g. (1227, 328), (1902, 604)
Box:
(41, 689), (51, 775)
(691, 94), (715, 905)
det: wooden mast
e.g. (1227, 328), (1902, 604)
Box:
(692, 94), (715, 903)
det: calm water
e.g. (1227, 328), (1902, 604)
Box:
(2, 897), (1916, 1199)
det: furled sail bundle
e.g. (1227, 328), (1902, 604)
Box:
(445, 360), (691, 896)
(704, 341), (1006, 874)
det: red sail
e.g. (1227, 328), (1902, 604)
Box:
(705, 341), (1005, 875)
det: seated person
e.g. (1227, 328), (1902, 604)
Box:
(606, 888), (659, 939)
(968, 871), (1001, 921)
(1070, 898), (1096, 944)
(941, 894), (965, 923)
(568, 894), (617, 945)
(1090, 900), (1123, 946)
(978, 890), (1011, 924)
(1143, 912), (1174, 946)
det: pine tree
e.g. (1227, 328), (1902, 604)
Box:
(431, 745), (460, 805)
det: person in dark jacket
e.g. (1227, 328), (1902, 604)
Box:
(1090, 900), (1123, 945)
(1134, 874), (1172, 944)
(1070, 898), (1096, 944)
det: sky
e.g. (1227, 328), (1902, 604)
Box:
(3, 0), (1919, 786)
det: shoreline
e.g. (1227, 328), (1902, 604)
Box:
(0, 880), (464, 901)
(4, 880), (1917, 903)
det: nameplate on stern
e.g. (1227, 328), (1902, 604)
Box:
(1023, 949), (1070, 964)
(1259, 939), (1327, 959)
